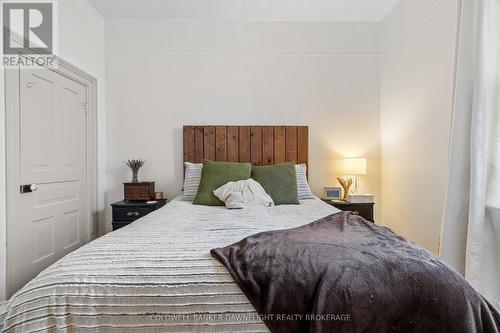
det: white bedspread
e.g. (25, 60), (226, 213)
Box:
(0, 197), (338, 332)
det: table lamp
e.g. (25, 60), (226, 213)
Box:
(337, 158), (367, 200)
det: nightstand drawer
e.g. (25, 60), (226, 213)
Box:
(111, 199), (167, 231)
(112, 207), (153, 222)
(341, 205), (373, 221)
(321, 199), (374, 222)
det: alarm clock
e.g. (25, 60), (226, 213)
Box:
(323, 187), (342, 200)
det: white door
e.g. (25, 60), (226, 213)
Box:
(11, 67), (89, 293)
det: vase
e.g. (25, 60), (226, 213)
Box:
(132, 170), (139, 183)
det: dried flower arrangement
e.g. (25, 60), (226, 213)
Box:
(124, 159), (145, 183)
(336, 177), (353, 200)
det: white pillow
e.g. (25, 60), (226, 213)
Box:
(295, 164), (315, 200)
(213, 179), (274, 209)
(182, 162), (202, 201)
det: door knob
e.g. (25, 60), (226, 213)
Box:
(20, 184), (38, 193)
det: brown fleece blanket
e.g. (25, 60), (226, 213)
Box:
(211, 212), (500, 333)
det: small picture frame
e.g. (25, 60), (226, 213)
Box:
(324, 187), (342, 200)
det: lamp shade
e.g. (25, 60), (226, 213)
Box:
(340, 158), (367, 175)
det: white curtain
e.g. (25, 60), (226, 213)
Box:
(440, 0), (500, 308)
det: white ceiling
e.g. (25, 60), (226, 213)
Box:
(88, 0), (401, 22)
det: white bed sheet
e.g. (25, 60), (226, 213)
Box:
(0, 196), (339, 332)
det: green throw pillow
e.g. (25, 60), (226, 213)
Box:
(193, 160), (251, 206)
(251, 162), (299, 205)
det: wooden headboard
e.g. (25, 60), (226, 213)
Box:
(183, 126), (308, 166)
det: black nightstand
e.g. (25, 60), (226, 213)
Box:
(111, 199), (167, 231)
(321, 199), (374, 222)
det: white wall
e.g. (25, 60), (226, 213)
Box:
(380, 0), (459, 253)
(105, 21), (382, 232)
(0, 0), (106, 300)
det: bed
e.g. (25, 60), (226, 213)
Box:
(2, 125), (498, 332)
(0, 196), (339, 332)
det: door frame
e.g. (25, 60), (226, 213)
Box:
(5, 47), (98, 297)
